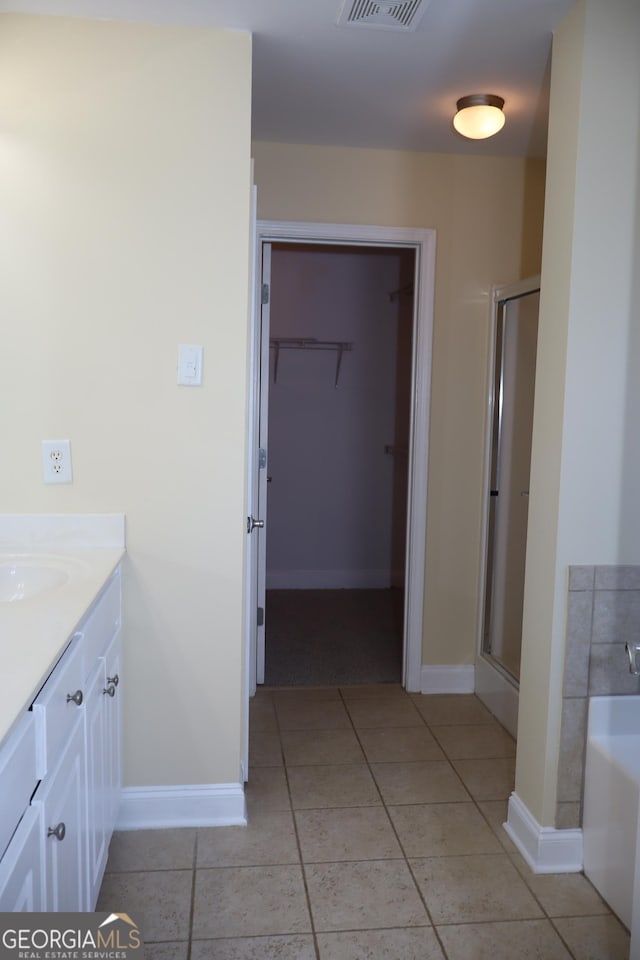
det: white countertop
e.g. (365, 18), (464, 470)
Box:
(0, 515), (125, 746)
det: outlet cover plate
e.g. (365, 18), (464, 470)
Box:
(41, 439), (73, 484)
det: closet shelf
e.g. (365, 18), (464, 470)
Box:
(269, 337), (354, 387)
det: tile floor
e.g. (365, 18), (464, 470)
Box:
(98, 685), (630, 959)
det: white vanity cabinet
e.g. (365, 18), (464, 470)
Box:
(0, 565), (122, 912)
(84, 628), (122, 908)
(0, 806), (45, 911)
(33, 713), (87, 911)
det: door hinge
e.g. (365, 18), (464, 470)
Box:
(257, 606), (264, 627)
(258, 447), (267, 469)
(261, 283), (270, 305)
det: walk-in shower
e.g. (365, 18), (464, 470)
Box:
(476, 276), (540, 736)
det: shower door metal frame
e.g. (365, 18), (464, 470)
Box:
(475, 275), (540, 735)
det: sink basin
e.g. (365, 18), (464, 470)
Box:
(0, 558), (72, 601)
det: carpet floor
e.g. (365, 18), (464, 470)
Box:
(264, 588), (404, 687)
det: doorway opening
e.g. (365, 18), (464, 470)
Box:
(264, 242), (415, 686)
(246, 221), (436, 700)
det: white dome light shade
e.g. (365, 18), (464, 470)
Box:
(453, 94), (505, 140)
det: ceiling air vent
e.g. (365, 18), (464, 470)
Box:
(336, 0), (432, 32)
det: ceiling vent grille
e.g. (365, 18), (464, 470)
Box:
(336, 0), (431, 32)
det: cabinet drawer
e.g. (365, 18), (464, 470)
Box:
(81, 571), (121, 671)
(0, 713), (37, 859)
(32, 636), (84, 779)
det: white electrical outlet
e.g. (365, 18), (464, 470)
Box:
(41, 440), (73, 484)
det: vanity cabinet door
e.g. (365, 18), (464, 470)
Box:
(33, 712), (87, 912)
(103, 630), (122, 834)
(85, 628), (122, 909)
(85, 659), (109, 910)
(0, 805), (45, 911)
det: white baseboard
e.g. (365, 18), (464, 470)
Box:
(266, 570), (391, 590)
(420, 664), (475, 694)
(505, 791), (583, 873)
(116, 783), (247, 830)
(474, 655), (519, 738)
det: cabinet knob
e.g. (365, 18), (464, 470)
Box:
(47, 822), (66, 842)
(106, 674), (119, 687)
(103, 684), (116, 698)
(66, 689), (83, 706)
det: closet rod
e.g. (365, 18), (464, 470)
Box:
(269, 337), (354, 387)
(387, 282), (414, 303)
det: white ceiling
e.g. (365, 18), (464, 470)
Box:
(0, 0), (576, 157)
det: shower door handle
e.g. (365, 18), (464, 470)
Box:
(247, 516), (265, 534)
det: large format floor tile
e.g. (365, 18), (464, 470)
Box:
(451, 758), (516, 800)
(281, 727), (365, 765)
(357, 725), (445, 763)
(411, 694), (495, 726)
(145, 943), (189, 960)
(295, 805), (402, 862)
(196, 811), (299, 867)
(99, 687), (624, 960)
(523, 871), (610, 917)
(370, 760), (470, 804)
(192, 865), (311, 939)
(248, 730), (284, 767)
(105, 828), (196, 873)
(190, 934), (317, 959)
(305, 859), (429, 932)
(316, 927), (445, 960)
(431, 723), (516, 760)
(410, 854), (544, 924)
(97, 869), (193, 942)
(244, 765), (291, 813)
(552, 915), (630, 960)
(388, 802), (504, 857)
(287, 762), (381, 808)
(437, 919), (573, 959)
(339, 683), (406, 699)
(345, 696), (425, 728)
(275, 698), (352, 730)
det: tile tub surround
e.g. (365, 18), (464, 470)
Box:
(98, 686), (627, 959)
(0, 514), (126, 745)
(557, 566), (640, 828)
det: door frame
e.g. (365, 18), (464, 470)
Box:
(248, 220), (436, 693)
(475, 274), (540, 737)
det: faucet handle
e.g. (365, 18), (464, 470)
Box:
(625, 641), (640, 675)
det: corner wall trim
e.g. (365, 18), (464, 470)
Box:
(116, 783), (247, 831)
(420, 664), (475, 694)
(505, 791), (583, 873)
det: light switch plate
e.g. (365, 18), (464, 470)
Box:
(177, 344), (203, 386)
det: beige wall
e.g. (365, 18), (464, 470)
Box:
(253, 142), (545, 668)
(0, 15), (253, 787)
(517, 0), (640, 824)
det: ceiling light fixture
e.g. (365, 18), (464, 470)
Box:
(453, 94), (505, 140)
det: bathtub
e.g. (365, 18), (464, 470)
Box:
(583, 695), (640, 957)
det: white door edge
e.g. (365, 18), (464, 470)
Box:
(243, 184), (259, 781)
(252, 220), (436, 694)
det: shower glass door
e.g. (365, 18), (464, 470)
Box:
(482, 285), (540, 683)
